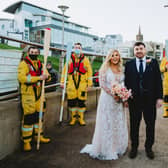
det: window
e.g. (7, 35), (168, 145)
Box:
(41, 16), (46, 22)
(35, 20), (39, 26)
(24, 30), (29, 41)
(156, 45), (160, 50)
(10, 22), (13, 29)
(24, 19), (32, 28)
(155, 52), (161, 56)
(1, 24), (5, 30)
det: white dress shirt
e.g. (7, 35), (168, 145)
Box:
(136, 56), (146, 72)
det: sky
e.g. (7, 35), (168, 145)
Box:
(0, 0), (168, 43)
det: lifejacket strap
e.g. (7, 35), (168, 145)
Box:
(27, 74), (31, 83)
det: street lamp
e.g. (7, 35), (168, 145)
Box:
(58, 5), (69, 74)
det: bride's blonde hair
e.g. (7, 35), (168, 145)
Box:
(99, 49), (123, 74)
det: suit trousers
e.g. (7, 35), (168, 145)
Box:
(129, 99), (156, 150)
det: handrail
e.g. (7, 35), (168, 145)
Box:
(0, 83), (61, 101)
(0, 35), (133, 98)
(0, 81), (101, 101)
(0, 35), (106, 57)
(0, 35), (64, 52)
(0, 76), (100, 101)
(0, 35), (134, 59)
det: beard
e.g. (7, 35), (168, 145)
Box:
(136, 53), (145, 58)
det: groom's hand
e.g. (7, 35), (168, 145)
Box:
(156, 99), (163, 108)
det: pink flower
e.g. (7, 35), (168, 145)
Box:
(146, 59), (151, 64)
(111, 83), (132, 102)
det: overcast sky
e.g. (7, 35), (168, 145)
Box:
(1, 0), (168, 43)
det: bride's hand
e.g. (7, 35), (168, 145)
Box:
(123, 101), (129, 107)
(114, 95), (120, 102)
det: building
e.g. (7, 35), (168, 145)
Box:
(104, 34), (123, 52)
(118, 27), (163, 61)
(2, 1), (98, 52)
(0, 18), (24, 47)
(93, 34), (123, 55)
(136, 26), (143, 42)
(0, 19), (14, 37)
(118, 41), (134, 58)
(146, 41), (163, 60)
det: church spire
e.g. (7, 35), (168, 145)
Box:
(138, 25), (141, 35)
(136, 25), (143, 42)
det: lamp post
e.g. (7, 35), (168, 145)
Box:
(58, 5), (69, 74)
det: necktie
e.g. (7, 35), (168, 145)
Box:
(139, 59), (143, 76)
(139, 59), (143, 97)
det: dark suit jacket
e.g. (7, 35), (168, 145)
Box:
(124, 58), (163, 107)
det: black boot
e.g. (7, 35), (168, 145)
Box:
(129, 148), (138, 159)
(145, 148), (154, 159)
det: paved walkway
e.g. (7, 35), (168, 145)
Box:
(0, 108), (168, 168)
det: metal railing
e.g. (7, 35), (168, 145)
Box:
(0, 34), (133, 58)
(0, 35), (132, 100)
(0, 83), (61, 101)
(0, 35), (107, 57)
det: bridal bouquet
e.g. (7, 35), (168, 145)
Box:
(111, 83), (132, 102)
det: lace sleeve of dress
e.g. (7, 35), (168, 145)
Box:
(120, 74), (125, 87)
(99, 71), (112, 96)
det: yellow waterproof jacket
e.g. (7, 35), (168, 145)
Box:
(160, 57), (168, 95)
(18, 58), (50, 98)
(61, 54), (92, 100)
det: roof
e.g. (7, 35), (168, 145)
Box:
(0, 18), (14, 21)
(3, 1), (69, 18)
(30, 24), (97, 38)
(33, 14), (90, 29)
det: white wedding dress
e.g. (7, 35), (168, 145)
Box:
(80, 68), (128, 160)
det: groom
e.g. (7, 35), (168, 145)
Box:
(124, 42), (163, 159)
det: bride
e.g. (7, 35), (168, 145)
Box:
(80, 49), (128, 160)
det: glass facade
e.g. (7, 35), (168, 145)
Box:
(11, 2), (97, 51)
(22, 3), (68, 21)
(1, 24), (5, 30)
(41, 16), (46, 22)
(24, 19), (32, 28)
(24, 29), (29, 41)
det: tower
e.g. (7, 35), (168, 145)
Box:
(136, 25), (143, 42)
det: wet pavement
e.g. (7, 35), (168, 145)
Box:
(0, 107), (168, 168)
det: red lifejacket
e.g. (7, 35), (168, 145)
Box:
(68, 53), (87, 75)
(24, 56), (43, 100)
(24, 56), (43, 86)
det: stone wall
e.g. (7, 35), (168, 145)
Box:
(0, 88), (100, 160)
